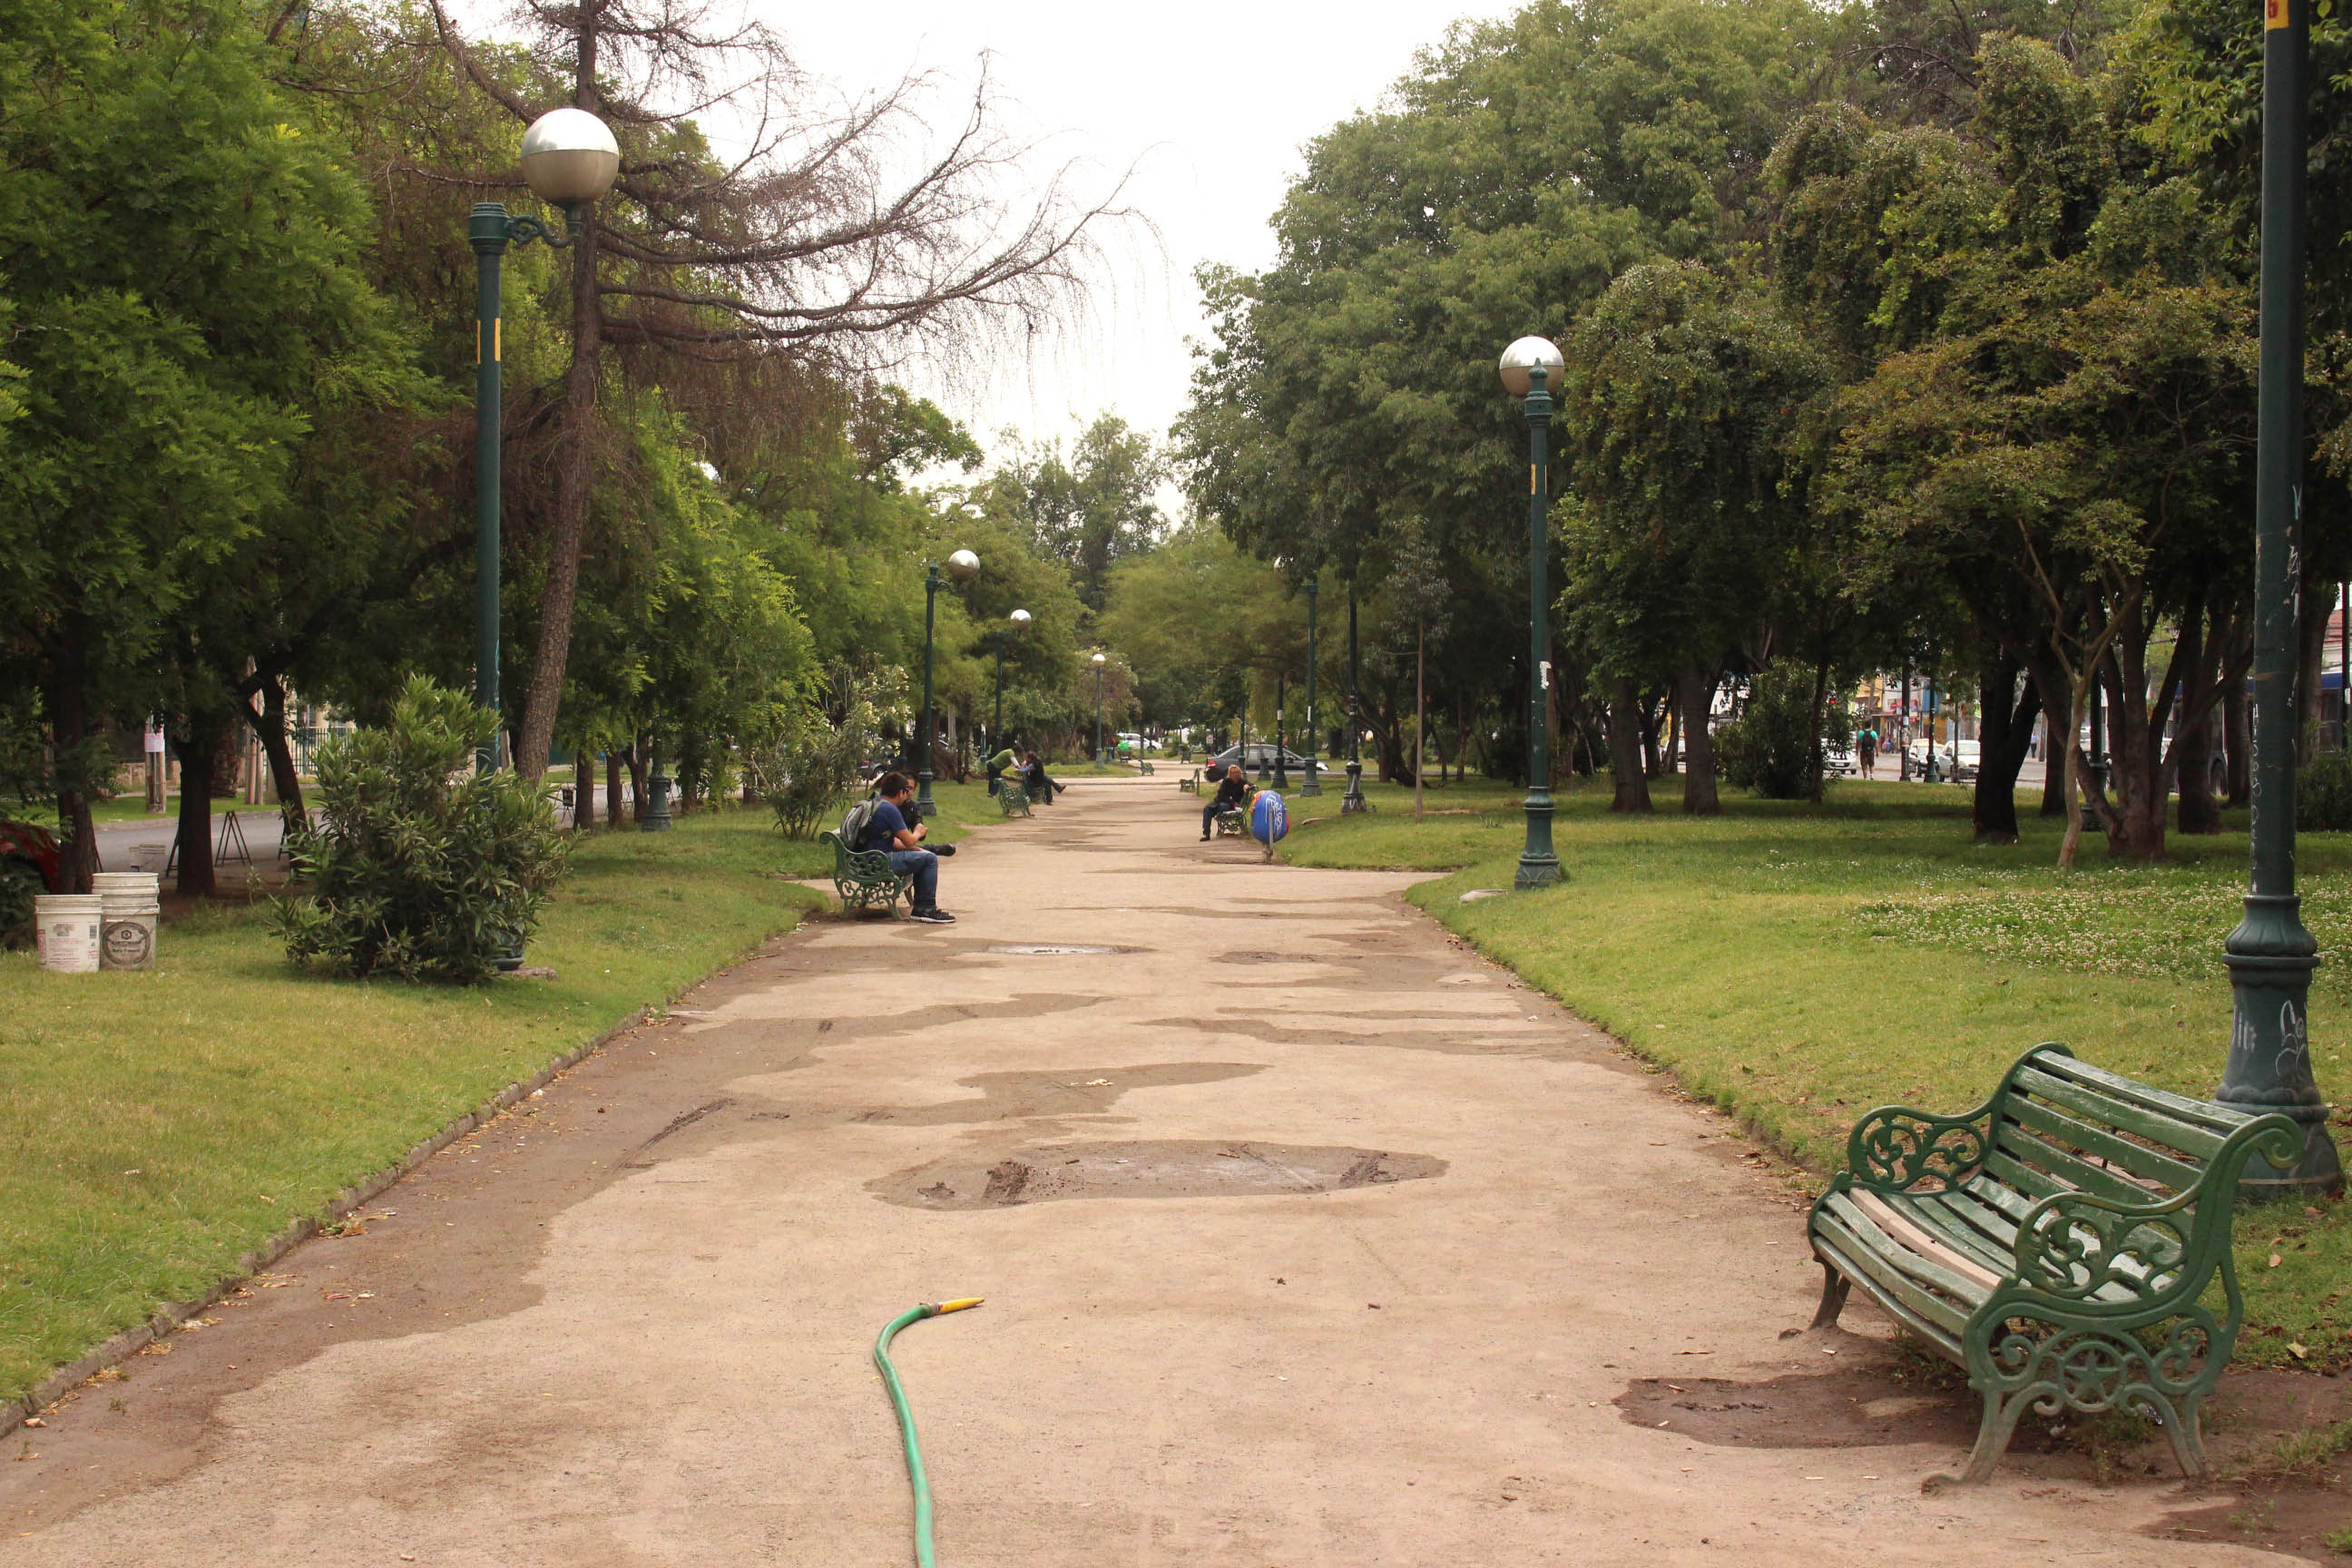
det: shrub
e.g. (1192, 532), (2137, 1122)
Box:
(2300, 751), (2352, 832)
(272, 677), (571, 982)
(1716, 662), (1849, 800)
(759, 670), (898, 839)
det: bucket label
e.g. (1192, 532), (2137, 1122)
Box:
(103, 919), (153, 968)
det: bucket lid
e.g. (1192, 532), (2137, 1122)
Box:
(92, 873), (160, 890)
(34, 894), (104, 910)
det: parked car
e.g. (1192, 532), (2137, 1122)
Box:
(1209, 740), (1309, 773)
(1951, 740), (1982, 782)
(1823, 745), (1858, 777)
(1905, 738), (1970, 781)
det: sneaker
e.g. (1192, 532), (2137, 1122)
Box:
(909, 907), (956, 924)
(932, 843), (956, 857)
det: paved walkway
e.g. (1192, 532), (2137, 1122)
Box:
(0, 779), (2259, 1564)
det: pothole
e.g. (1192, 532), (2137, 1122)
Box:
(873, 1140), (1446, 1209)
(985, 944), (1135, 956)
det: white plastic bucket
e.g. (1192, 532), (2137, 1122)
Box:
(34, 894), (103, 974)
(128, 843), (169, 874)
(93, 873), (160, 970)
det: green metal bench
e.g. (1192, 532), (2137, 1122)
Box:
(1808, 1043), (2300, 1483)
(1212, 807), (1247, 838)
(1179, 769), (1201, 794)
(1137, 760), (1154, 776)
(998, 781), (1032, 818)
(817, 829), (911, 916)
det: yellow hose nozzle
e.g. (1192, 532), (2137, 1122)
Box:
(932, 1297), (985, 1315)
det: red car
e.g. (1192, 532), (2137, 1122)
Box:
(0, 819), (61, 893)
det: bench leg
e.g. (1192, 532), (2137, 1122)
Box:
(1958, 1385), (2031, 1484)
(1808, 1261), (1851, 1329)
(2161, 1393), (2210, 1480)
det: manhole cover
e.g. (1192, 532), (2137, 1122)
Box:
(986, 944), (1127, 956)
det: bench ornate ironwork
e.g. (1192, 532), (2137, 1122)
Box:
(1808, 1043), (2300, 1483)
(817, 829), (911, 916)
(998, 782), (1032, 818)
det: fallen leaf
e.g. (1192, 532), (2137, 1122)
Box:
(2269, 1252), (2284, 1268)
(1673, 1349), (1715, 1356)
(21, 1420), (42, 1429)
(2288, 1341), (2311, 1359)
(1083, 1079), (1112, 1086)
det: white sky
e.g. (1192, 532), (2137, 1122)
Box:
(765, 2), (1518, 483)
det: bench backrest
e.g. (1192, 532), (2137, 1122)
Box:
(1988, 1045), (2265, 1215)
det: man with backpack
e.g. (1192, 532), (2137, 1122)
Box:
(844, 773), (954, 924)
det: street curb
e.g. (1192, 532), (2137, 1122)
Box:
(3, 913), (813, 1437)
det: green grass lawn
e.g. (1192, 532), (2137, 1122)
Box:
(1279, 775), (2352, 1371)
(0, 799), (960, 1406)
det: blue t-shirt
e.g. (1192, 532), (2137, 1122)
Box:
(865, 799), (909, 854)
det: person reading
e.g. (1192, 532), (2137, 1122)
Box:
(864, 772), (954, 924)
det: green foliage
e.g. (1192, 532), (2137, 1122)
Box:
(2300, 752), (2352, 833)
(1716, 663), (1849, 799)
(762, 669), (892, 839)
(274, 678), (571, 982)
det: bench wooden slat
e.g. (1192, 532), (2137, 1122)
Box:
(1813, 1208), (1976, 1338)
(2009, 1064), (2230, 1162)
(2003, 1093), (2207, 1193)
(2029, 1053), (2256, 1136)
(1847, 1191), (2007, 1293)
(1926, 1186), (2159, 1302)
(1989, 1122), (2161, 1210)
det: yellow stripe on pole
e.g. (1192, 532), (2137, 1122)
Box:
(2268, 0), (2288, 29)
(494, 319), (503, 362)
(1530, 466), (1539, 494)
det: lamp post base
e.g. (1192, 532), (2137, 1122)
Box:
(1341, 761), (1367, 813)
(2220, 926), (2343, 1199)
(641, 770), (674, 832)
(1300, 760), (1321, 797)
(1514, 788), (1562, 889)
(916, 769), (936, 813)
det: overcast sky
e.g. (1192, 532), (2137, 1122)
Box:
(765, 2), (1517, 482)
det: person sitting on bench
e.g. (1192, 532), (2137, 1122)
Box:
(1200, 762), (1250, 840)
(863, 772), (954, 924)
(1022, 750), (1063, 804)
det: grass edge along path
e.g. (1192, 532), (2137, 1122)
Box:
(1277, 778), (2352, 1374)
(0, 794), (991, 1416)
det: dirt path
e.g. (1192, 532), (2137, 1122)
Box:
(0, 779), (2278, 1564)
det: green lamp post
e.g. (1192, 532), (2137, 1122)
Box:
(1500, 335), (1565, 889)
(1091, 652), (1107, 762)
(1274, 675), (1289, 789)
(916, 549), (979, 812)
(993, 607), (1030, 759)
(1342, 584), (1367, 812)
(1301, 575), (1321, 796)
(471, 105), (620, 773)
(2222, 0), (2342, 1197)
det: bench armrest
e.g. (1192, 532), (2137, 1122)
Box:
(2009, 1114), (2300, 1306)
(1847, 1102), (1994, 1191)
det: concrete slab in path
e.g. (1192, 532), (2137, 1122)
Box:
(0, 778), (2262, 1565)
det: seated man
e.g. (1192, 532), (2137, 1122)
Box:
(1200, 762), (1250, 840)
(1022, 750), (1063, 804)
(864, 772), (954, 924)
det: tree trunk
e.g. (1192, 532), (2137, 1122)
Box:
(605, 748), (624, 829)
(1675, 663), (1720, 815)
(626, 737), (648, 825)
(2178, 705), (2224, 834)
(1606, 680), (1653, 814)
(1972, 655), (2039, 843)
(241, 675), (304, 818)
(1640, 692), (1665, 779)
(170, 708), (227, 898)
(2224, 675), (2251, 805)
(2028, 651), (2072, 818)
(573, 742), (598, 833)
(1806, 651), (1832, 805)
(43, 634), (99, 895)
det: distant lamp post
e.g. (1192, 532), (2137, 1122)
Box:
(2223, 0), (2342, 1197)
(1274, 675), (1289, 789)
(1301, 575), (1322, 795)
(917, 549), (979, 811)
(471, 105), (621, 772)
(1092, 652), (1108, 761)
(994, 608), (1031, 760)
(1343, 584), (1367, 813)
(1500, 335), (1565, 888)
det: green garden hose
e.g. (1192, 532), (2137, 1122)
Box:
(873, 1297), (984, 1568)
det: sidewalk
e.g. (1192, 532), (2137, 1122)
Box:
(0, 777), (2260, 1564)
